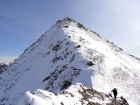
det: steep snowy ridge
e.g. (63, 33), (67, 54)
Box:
(18, 83), (129, 105)
(0, 17), (140, 105)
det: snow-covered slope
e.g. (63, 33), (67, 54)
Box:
(0, 17), (140, 105)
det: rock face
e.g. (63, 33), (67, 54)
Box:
(0, 17), (140, 105)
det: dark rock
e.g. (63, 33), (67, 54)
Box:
(87, 61), (95, 66)
(61, 81), (72, 90)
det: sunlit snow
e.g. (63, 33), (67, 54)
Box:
(0, 17), (140, 105)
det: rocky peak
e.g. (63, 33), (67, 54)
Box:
(0, 17), (140, 105)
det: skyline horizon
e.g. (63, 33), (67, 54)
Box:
(1, 16), (140, 63)
(1, 0), (140, 63)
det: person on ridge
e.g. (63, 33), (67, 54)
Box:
(111, 88), (118, 99)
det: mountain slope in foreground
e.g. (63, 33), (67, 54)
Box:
(0, 17), (140, 105)
(18, 83), (129, 105)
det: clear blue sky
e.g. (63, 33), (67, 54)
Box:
(0, 0), (140, 63)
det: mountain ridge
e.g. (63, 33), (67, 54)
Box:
(0, 17), (140, 105)
(18, 83), (129, 105)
